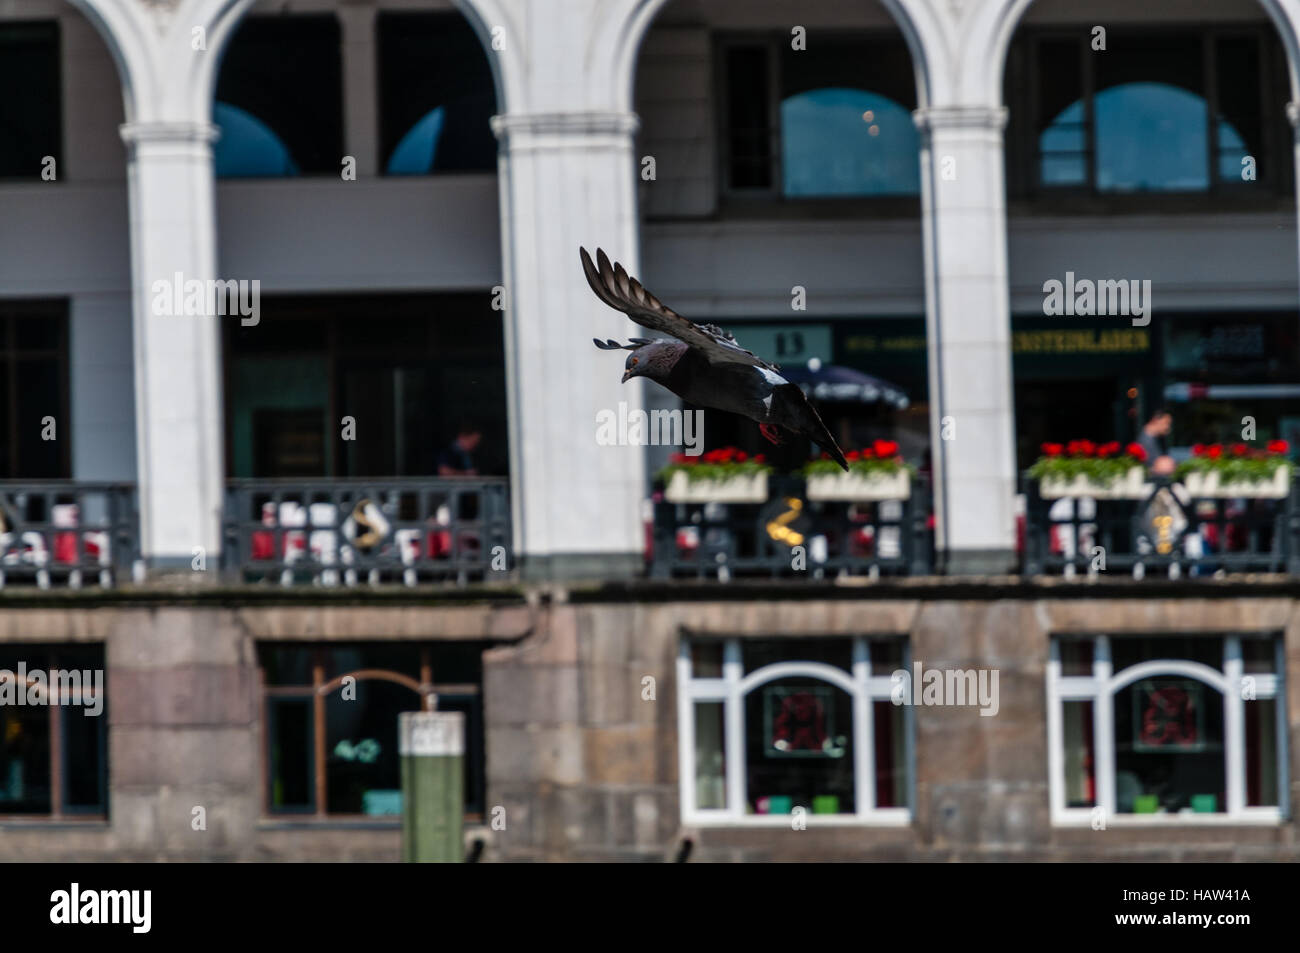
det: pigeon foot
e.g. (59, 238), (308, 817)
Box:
(759, 423), (784, 446)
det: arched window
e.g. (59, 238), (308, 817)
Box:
(213, 15), (343, 179)
(1047, 635), (1284, 824)
(1017, 28), (1288, 196)
(721, 34), (919, 198)
(213, 103), (300, 178)
(378, 13), (496, 175)
(781, 89), (920, 197)
(261, 643), (485, 817)
(1039, 83), (1245, 192)
(681, 637), (911, 822)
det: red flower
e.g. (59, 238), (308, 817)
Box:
(846, 450), (861, 462)
(1230, 443), (1248, 457)
(753, 454), (766, 464)
(1126, 443), (1147, 462)
(1191, 444), (1206, 457)
(1207, 444), (1223, 459)
(669, 452), (689, 465)
(1268, 439), (1289, 455)
(873, 439), (900, 458)
(1041, 443), (1064, 457)
(735, 450), (747, 462)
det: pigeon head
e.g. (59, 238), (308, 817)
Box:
(621, 341), (679, 383)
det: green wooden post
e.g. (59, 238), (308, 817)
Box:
(400, 710), (464, 863)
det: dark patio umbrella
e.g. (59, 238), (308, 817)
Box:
(778, 358), (910, 410)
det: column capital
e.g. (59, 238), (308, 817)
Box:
(120, 120), (221, 144)
(490, 110), (640, 146)
(913, 104), (1008, 133)
(120, 120), (220, 159)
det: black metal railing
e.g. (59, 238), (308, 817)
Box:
(1021, 472), (1298, 577)
(222, 478), (511, 586)
(0, 482), (140, 589)
(650, 474), (933, 579)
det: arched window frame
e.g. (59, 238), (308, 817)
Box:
(1046, 634), (1287, 826)
(677, 636), (913, 825)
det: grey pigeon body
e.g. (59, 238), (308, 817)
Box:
(582, 248), (848, 470)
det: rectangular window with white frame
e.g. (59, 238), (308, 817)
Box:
(1047, 634), (1287, 825)
(678, 636), (912, 826)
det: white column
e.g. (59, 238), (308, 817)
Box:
(120, 122), (225, 568)
(491, 111), (647, 578)
(916, 105), (1017, 573)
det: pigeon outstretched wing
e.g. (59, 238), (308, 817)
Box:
(580, 247), (778, 372)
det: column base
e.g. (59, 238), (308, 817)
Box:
(940, 548), (1017, 575)
(520, 552), (643, 582)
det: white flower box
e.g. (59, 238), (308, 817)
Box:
(1039, 467), (1149, 500)
(665, 470), (769, 503)
(805, 469), (911, 501)
(1181, 465), (1291, 499)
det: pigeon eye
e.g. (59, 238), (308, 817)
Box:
(631, 358), (638, 365)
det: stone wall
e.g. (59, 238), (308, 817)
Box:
(0, 586), (1297, 861)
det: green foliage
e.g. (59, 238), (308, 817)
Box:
(1174, 456), (1289, 483)
(1028, 456), (1143, 484)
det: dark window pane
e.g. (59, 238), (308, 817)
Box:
(1111, 635), (1223, 673)
(1113, 677), (1224, 813)
(1059, 638), (1094, 677)
(225, 295), (507, 478)
(1035, 38), (1086, 187)
(1242, 637), (1276, 674)
(0, 22), (60, 179)
(14, 316), (61, 351)
(743, 638), (853, 674)
(325, 680), (415, 814)
(63, 705), (106, 812)
(1094, 34), (1206, 192)
(778, 37), (918, 197)
(746, 680), (855, 814)
(1245, 697), (1278, 807)
(0, 705), (51, 814)
(726, 45), (772, 189)
(873, 698), (907, 807)
(16, 358), (63, 478)
(379, 13), (496, 174)
(269, 697), (314, 811)
(215, 15), (343, 176)
(1215, 36), (1263, 185)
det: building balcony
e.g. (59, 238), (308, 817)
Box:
(0, 482), (140, 590)
(221, 478), (511, 586)
(1, 472), (1298, 589)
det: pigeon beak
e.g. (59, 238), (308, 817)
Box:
(621, 369), (633, 383)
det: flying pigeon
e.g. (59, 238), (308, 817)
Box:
(580, 247), (848, 470)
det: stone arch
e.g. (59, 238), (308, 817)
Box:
(618, 0), (942, 113)
(451, 0), (526, 114)
(983, 0), (1300, 107)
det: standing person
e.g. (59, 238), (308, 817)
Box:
(1137, 408), (1176, 476)
(437, 421), (482, 476)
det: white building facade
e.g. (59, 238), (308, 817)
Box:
(2, 0), (1300, 576)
